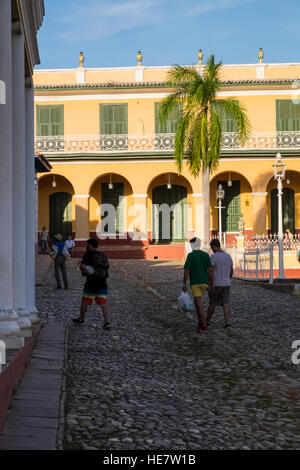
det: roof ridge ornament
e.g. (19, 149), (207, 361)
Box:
(136, 50), (143, 66)
(258, 47), (264, 64)
(197, 49), (204, 65)
(78, 51), (85, 69)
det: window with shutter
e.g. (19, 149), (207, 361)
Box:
(155, 102), (182, 134)
(36, 105), (64, 136)
(100, 104), (128, 135)
(276, 100), (300, 131)
(214, 100), (238, 132)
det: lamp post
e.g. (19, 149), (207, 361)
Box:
(216, 184), (225, 244)
(273, 152), (286, 279)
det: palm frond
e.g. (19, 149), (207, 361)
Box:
(207, 108), (222, 170)
(204, 55), (223, 83)
(166, 65), (203, 86)
(173, 111), (193, 172)
(214, 98), (252, 144)
(159, 92), (183, 124)
(158, 56), (250, 178)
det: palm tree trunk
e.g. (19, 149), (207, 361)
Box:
(202, 166), (210, 249)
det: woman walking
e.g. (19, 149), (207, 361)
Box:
(51, 234), (70, 289)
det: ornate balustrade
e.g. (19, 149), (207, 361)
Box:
(35, 133), (175, 154)
(35, 131), (300, 154)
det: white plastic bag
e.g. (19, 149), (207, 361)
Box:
(177, 291), (193, 312)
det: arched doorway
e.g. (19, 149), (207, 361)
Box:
(49, 192), (72, 240)
(210, 172), (253, 240)
(89, 173), (134, 238)
(152, 185), (187, 242)
(271, 187), (295, 233)
(101, 182), (124, 234)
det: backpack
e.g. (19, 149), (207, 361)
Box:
(93, 251), (109, 280)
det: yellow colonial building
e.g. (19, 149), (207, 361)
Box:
(34, 50), (300, 258)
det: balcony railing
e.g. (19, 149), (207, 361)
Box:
(35, 131), (300, 154)
(35, 133), (175, 154)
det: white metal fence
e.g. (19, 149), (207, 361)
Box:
(230, 246), (274, 282)
(245, 233), (300, 250)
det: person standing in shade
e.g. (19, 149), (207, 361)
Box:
(182, 237), (213, 333)
(40, 225), (51, 252)
(206, 238), (233, 328)
(51, 234), (69, 289)
(73, 238), (110, 330)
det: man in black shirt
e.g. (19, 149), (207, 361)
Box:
(73, 239), (110, 329)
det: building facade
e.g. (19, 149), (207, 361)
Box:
(34, 51), (300, 258)
(0, 0), (45, 348)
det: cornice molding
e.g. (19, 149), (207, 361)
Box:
(17, 0), (45, 74)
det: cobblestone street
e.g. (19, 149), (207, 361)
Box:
(36, 256), (300, 450)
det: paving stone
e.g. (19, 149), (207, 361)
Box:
(6, 255), (299, 451)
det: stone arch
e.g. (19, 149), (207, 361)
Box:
(89, 173), (134, 237)
(266, 170), (300, 234)
(147, 173), (194, 242)
(38, 174), (75, 240)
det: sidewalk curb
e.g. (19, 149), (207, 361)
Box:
(57, 325), (69, 450)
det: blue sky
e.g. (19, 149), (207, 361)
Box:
(36, 0), (300, 69)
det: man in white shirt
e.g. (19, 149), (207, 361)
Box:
(65, 236), (75, 257)
(207, 238), (233, 328)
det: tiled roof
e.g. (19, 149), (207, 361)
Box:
(34, 78), (298, 90)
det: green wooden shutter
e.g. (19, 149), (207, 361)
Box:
(101, 183), (124, 234)
(49, 192), (72, 241)
(155, 103), (161, 133)
(155, 102), (182, 133)
(271, 188), (295, 233)
(100, 104), (128, 135)
(114, 104), (128, 134)
(276, 100), (300, 131)
(50, 105), (64, 135)
(152, 185), (187, 242)
(291, 102), (300, 131)
(36, 105), (64, 136)
(37, 105), (50, 136)
(218, 180), (240, 232)
(215, 100), (238, 132)
(271, 189), (278, 233)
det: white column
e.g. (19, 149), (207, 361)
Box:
(0, 2), (24, 349)
(277, 178), (285, 279)
(12, 28), (32, 337)
(192, 194), (204, 240)
(25, 84), (39, 323)
(129, 194), (148, 240)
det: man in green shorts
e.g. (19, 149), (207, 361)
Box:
(183, 237), (213, 333)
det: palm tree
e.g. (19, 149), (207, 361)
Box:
(159, 55), (251, 247)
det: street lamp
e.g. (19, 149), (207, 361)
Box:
(216, 184), (225, 244)
(108, 173), (113, 190)
(273, 152), (286, 279)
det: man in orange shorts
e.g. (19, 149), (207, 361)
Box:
(183, 237), (213, 333)
(73, 238), (110, 330)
